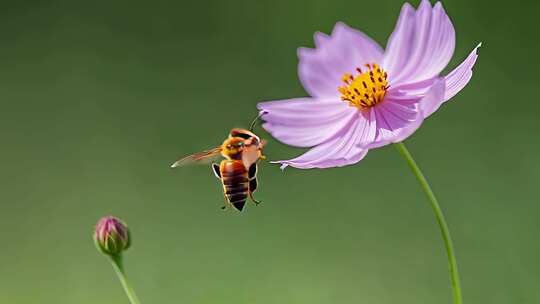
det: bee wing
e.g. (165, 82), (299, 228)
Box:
(170, 147), (222, 168)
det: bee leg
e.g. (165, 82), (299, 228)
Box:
(247, 175), (261, 206)
(212, 163), (221, 179)
(221, 202), (230, 210)
(249, 191), (262, 206)
(221, 194), (231, 210)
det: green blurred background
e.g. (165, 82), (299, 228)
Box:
(0, 0), (538, 303)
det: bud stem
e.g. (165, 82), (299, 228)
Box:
(109, 254), (142, 304)
(394, 142), (463, 304)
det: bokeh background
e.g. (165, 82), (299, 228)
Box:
(1, 0), (538, 303)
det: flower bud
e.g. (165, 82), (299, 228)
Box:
(94, 216), (131, 256)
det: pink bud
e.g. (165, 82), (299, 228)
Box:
(94, 216), (131, 256)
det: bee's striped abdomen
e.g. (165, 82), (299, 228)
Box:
(220, 160), (249, 211)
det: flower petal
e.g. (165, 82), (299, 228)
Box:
(381, 2), (415, 78)
(298, 22), (384, 98)
(444, 43), (481, 101)
(257, 97), (356, 148)
(274, 113), (371, 169)
(395, 44), (480, 118)
(382, 0), (455, 85)
(365, 79), (445, 149)
(388, 77), (438, 99)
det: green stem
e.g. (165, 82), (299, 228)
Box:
(109, 255), (142, 304)
(394, 142), (463, 304)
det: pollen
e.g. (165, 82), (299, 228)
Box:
(338, 63), (389, 109)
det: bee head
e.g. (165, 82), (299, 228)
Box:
(229, 128), (261, 147)
(221, 137), (246, 160)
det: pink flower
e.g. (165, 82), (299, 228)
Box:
(257, 0), (480, 169)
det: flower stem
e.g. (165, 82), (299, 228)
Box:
(394, 142), (463, 304)
(109, 255), (142, 304)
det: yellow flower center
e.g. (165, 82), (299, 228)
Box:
(338, 63), (389, 109)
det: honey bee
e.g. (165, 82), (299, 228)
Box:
(171, 117), (267, 211)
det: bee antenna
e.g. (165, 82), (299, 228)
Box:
(249, 111), (268, 131)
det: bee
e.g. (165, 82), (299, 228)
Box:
(171, 116), (267, 211)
